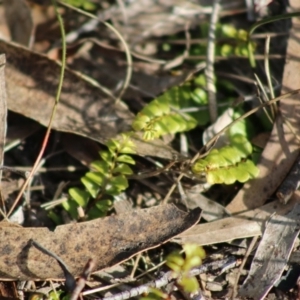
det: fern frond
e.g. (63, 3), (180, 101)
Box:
(132, 86), (198, 140)
(192, 134), (259, 184)
(65, 134), (136, 220)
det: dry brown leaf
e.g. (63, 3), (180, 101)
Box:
(175, 191), (300, 246)
(239, 203), (300, 299)
(226, 0), (300, 213)
(0, 39), (176, 159)
(0, 204), (200, 280)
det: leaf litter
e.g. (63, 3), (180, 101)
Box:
(0, 0), (300, 299)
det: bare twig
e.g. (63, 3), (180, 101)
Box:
(70, 259), (95, 300)
(205, 0), (221, 123)
(231, 236), (258, 299)
(7, 0), (66, 217)
(264, 35), (278, 119)
(163, 22), (192, 70)
(96, 257), (237, 300)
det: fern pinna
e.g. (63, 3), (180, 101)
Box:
(66, 134), (136, 220)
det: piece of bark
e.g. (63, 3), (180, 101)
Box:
(239, 203), (300, 299)
(0, 204), (200, 280)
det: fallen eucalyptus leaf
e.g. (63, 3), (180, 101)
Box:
(175, 191), (300, 246)
(0, 39), (176, 159)
(239, 203), (300, 299)
(0, 204), (200, 280)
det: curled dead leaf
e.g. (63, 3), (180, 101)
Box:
(0, 204), (200, 280)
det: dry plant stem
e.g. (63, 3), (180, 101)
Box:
(205, 0), (220, 123)
(84, 259), (168, 296)
(247, 12), (300, 68)
(163, 22), (191, 70)
(254, 73), (274, 124)
(97, 257), (236, 300)
(129, 161), (176, 180)
(231, 236), (258, 299)
(130, 252), (142, 279)
(264, 35), (277, 119)
(7, 0), (66, 218)
(58, 1), (132, 105)
(162, 173), (184, 204)
(264, 36), (275, 100)
(216, 71), (256, 85)
(70, 259), (95, 300)
(0, 165), (27, 178)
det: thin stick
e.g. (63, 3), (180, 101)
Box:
(205, 0), (220, 123)
(7, 0), (66, 217)
(231, 236), (258, 299)
(247, 12), (300, 68)
(264, 35), (277, 119)
(70, 259), (95, 300)
(95, 257), (237, 300)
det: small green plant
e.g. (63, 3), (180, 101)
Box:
(191, 22), (256, 57)
(192, 107), (259, 185)
(48, 289), (69, 300)
(132, 86), (198, 141)
(60, 76), (259, 220)
(141, 244), (205, 300)
(132, 73), (237, 140)
(166, 244), (206, 293)
(192, 134), (259, 184)
(65, 134), (136, 220)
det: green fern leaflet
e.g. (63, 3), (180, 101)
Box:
(192, 134), (259, 184)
